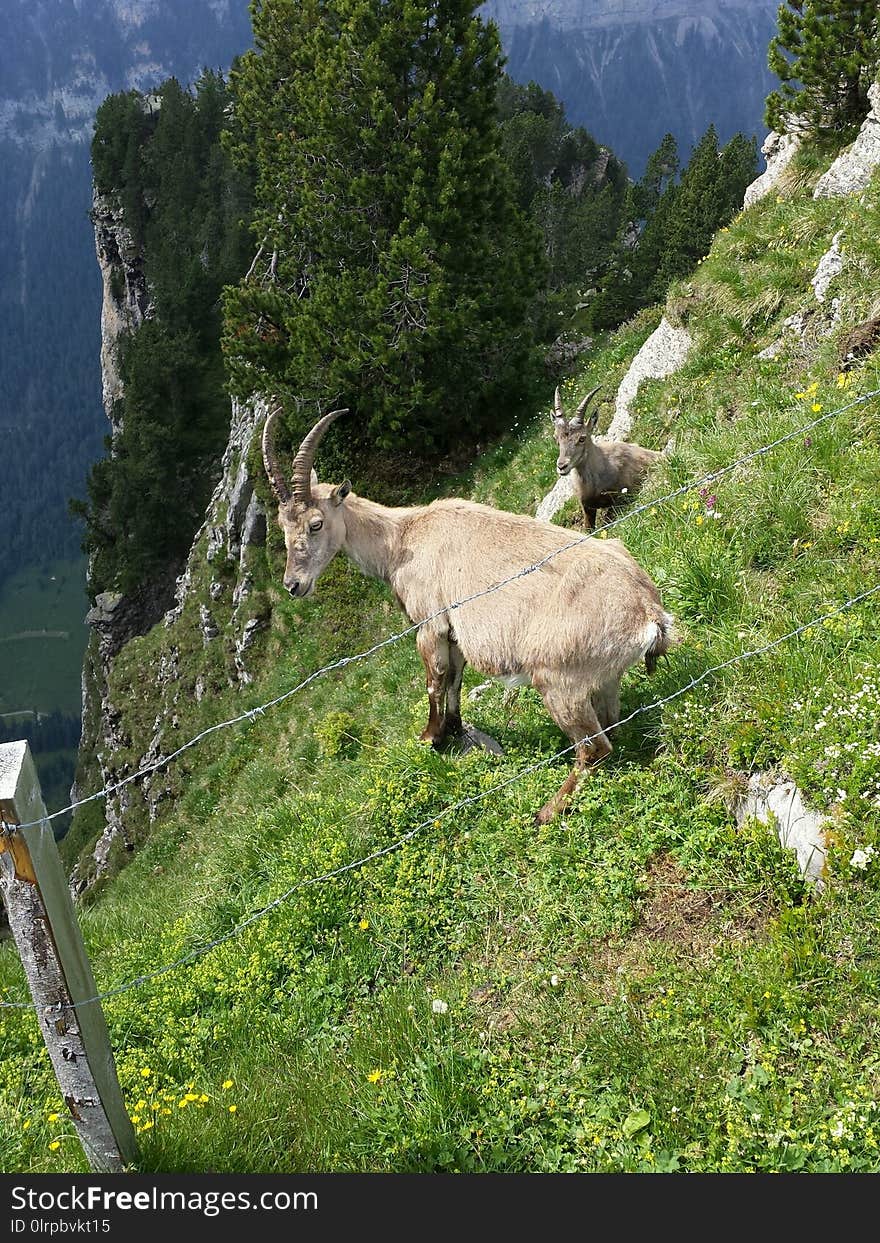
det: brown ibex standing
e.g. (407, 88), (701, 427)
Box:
(263, 406), (676, 823)
(552, 385), (662, 529)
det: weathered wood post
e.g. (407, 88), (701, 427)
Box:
(0, 740), (138, 1172)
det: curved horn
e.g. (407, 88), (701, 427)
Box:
(572, 384), (602, 425)
(554, 386), (564, 419)
(262, 403), (291, 503)
(291, 407), (349, 503)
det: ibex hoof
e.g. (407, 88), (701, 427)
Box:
(455, 723), (504, 756)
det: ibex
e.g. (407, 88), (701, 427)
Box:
(552, 385), (662, 529)
(263, 406), (676, 823)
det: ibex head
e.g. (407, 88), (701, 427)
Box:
(551, 384), (602, 476)
(262, 404), (350, 598)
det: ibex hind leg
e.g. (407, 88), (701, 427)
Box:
(594, 679), (621, 733)
(534, 682), (611, 824)
(446, 640), (505, 756)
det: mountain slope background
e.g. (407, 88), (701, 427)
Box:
(2, 109), (879, 1170)
(482, 0), (780, 175)
(0, 0), (254, 809)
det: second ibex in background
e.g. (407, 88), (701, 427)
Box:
(552, 384), (662, 529)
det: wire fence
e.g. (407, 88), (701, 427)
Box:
(2, 581), (877, 1013)
(8, 384), (879, 834)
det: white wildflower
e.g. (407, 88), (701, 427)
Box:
(849, 846), (875, 871)
(431, 999), (448, 1014)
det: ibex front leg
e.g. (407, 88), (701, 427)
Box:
(417, 626), (451, 747)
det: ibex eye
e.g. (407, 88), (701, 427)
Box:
(309, 518), (323, 533)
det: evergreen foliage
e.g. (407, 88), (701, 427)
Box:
(73, 73), (254, 595)
(765, 0), (880, 134)
(495, 78), (628, 323)
(221, 0), (544, 462)
(590, 126), (757, 330)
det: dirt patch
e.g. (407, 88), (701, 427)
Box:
(593, 853), (768, 987)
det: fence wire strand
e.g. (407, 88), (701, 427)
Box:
(2, 582), (877, 1013)
(10, 384), (879, 833)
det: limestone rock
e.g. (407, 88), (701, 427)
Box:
(606, 316), (692, 441)
(735, 772), (829, 887)
(535, 473), (576, 523)
(814, 83), (880, 199)
(810, 231), (844, 303)
(92, 189), (154, 418)
(743, 128), (802, 208)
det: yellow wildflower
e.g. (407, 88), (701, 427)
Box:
(358, 918), (370, 930)
(367, 1069), (384, 1084)
(228, 1105), (238, 1114)
(49, 1141), (60, 1151)
(222, 1080), (234, 1090)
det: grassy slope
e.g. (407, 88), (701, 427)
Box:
(2, 148), (880, 1174)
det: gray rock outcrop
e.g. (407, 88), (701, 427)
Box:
(810, 231), (844, 304)
(743, 127), (803, 209)
(92, 188), (154, 418)
(606, 315), (692, 442)
(814, 83), (880, 199)
(735, 773), (829, 887)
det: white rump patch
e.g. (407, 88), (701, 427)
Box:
(641, 621), (663, 653)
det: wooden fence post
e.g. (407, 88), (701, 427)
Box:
(0, 740), (138, 1172)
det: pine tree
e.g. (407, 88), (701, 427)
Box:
(629, 132), (678, 224)
(589, 127), (756, 328)
(222, 0), (544, 461)
(765, 1), (880, 133)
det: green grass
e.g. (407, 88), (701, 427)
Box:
(2, 152), (880, 1174)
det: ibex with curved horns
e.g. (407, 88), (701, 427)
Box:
(552, 385), (662, 529)
(263, 406), (676, 823)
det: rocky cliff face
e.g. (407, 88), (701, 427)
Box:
(92, 187), (154, 413)
(481, 0), (780, 175)
(71, 190), (268, 891)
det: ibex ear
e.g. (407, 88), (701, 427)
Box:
(586, 406), (600, 433)
(330, 480), (351, 507)
(310, 468), (319, 487)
